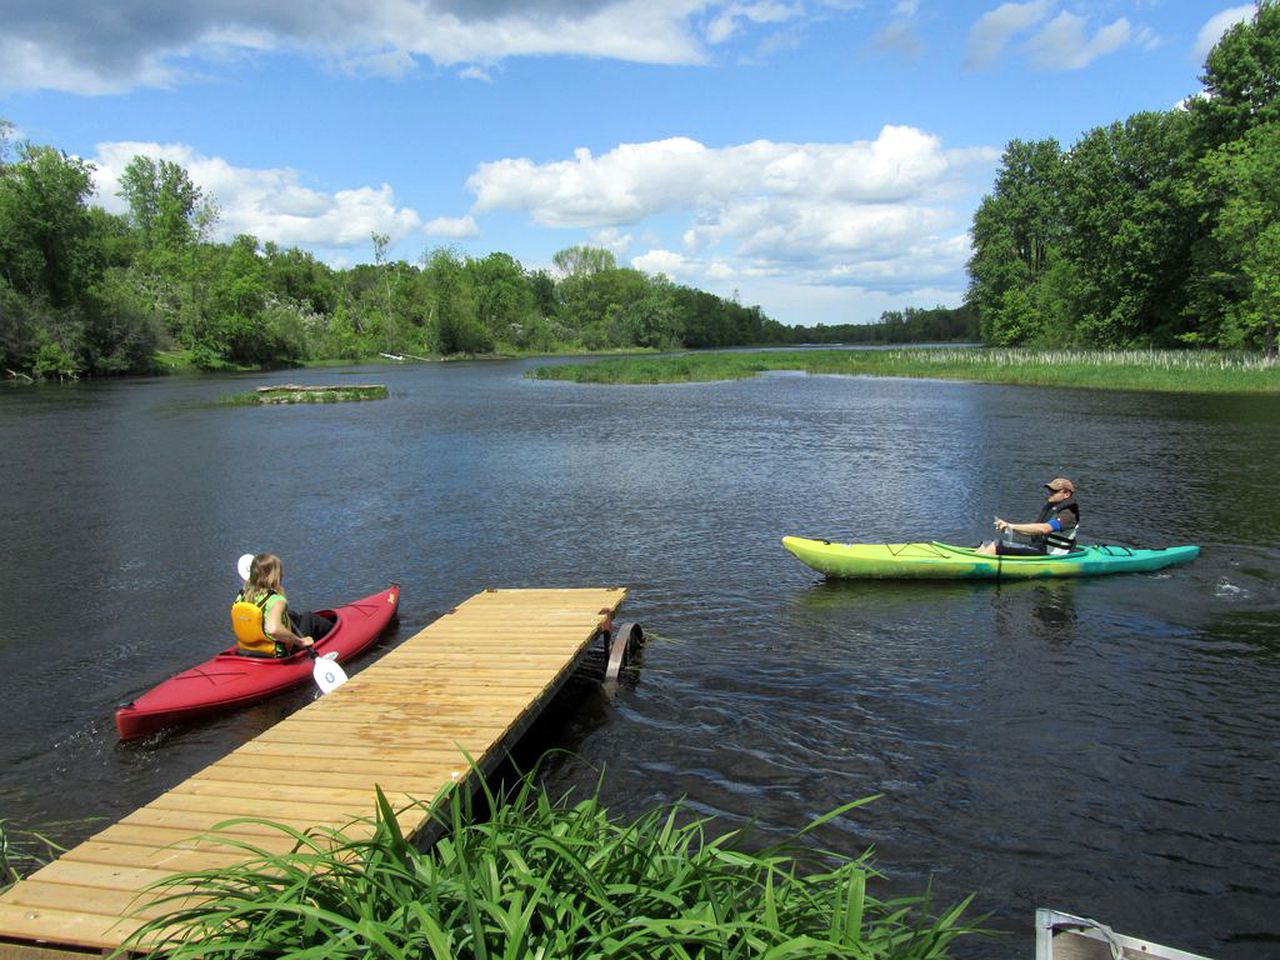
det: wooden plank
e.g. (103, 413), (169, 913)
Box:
(0, 902), (142, 950)
(81, 823), (303, 853)
(58, 842), (260, 872)
(0, 587), (627, 955)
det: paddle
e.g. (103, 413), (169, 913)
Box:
(237, 553), (347, 695)
(309, 648), (348, 694)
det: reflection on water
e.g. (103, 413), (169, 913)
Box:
(1, 363), (1279, 959)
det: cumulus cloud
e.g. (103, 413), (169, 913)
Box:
(0, 0), (764, 94)
(466, 126), (998, 297)
(91, 141), (424, 247)
(965, 0), (1051, 71)
(425, 214), (480, 237)
(1024, 11), (1130, 70)
(590, 227), (634, 256)
(1195, 5), (1254, 63)
(468, 126), (992, 224)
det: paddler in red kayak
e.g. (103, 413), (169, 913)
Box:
(232, 553), (334, 658)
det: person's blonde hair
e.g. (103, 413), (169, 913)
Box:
(244, 553), (284, 598)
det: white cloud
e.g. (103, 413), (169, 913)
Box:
(631, 248), (700, 277)
(0, 0), (771, 94)
(706, 2), (798, 45)
(466, 126), (998, 313)
(90, 141), (424, 248)
(590, 227), (634, 256)
(1135, 26), (1161, 52)
(1024, 12), (1130, 70)
(1195, 5), (1254, 63)
(876, 21), (922, 56)
(965, 0), (1051, 71)
(468, 126), (993, 226)
(425, 215), (481, 238)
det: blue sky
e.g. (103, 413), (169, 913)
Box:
(0, 1), (1256, 326)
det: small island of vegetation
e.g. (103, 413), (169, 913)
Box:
(222, 383), (390, 405)
(530, 348), (1280, 393)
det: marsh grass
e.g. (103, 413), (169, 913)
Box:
(125, 767), (979, 959)
(1, 819), (65, 892)
(530, 349), (1280, 393)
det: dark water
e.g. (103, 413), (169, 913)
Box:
(2, 360), (1278, 958)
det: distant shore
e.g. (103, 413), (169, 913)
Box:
(528, 348), (1280, 394)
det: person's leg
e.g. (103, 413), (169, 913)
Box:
(290, 609), (335, 640)
(995, 542), (1043, 557)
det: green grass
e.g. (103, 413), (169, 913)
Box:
(1, 819), (65, 893)
(125, 766), (980, 959)
(529, 348), (1280, 393)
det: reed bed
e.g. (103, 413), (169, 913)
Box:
(125, 769), (979, 959)
(529, 349), (1280, 393)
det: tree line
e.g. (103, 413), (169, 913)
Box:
(968, 1), (1280, 356)
(0, 120), (805, 380)
(0, 114), (979, 382)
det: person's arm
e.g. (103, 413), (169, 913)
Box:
(994, 517), (1054, 536)
(264, 597), (313, 650)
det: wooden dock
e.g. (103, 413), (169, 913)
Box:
(0, 587), (627, 957)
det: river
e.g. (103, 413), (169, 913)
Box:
(1, 358), (1277, 958)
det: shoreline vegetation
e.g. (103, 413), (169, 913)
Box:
(120, 770), (979, 960)
(1, 767), (980, 959)
(528, 348), (1280, 394)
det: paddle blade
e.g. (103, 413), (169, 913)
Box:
(313, 651), (348, 694)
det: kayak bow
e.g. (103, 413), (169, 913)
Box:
(781, 538), (1199, 580)
(115, 584), (399, 739)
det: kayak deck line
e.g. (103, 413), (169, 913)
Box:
(0, 586), (630, 957)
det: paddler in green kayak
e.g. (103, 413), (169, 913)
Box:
(977, 478), (1080, 557)
(232, 553), (334, 657)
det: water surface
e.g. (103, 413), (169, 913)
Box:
(1, 360), (1277, 958)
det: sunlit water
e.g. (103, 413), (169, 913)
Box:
(1, 359), (1277, 958)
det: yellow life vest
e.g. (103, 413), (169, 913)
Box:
(231, 591), (283, 657)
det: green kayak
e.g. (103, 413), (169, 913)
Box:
(781, 537), (1200, 580)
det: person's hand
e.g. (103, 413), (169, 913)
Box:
(994, 517), (1009, 532)
(300, 636), (315, 648)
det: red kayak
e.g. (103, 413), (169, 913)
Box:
(115, 585), (399, 740)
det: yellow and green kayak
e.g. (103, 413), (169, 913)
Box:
(781, 537), (1200, 580)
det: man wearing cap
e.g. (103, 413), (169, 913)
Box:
(976, 478), (1080, 556)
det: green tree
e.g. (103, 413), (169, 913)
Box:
(118, 156), (206, 253)
(467, 252), (538, 346)
(552, 244), (616, 278)
(1200, 121), (1280, 355)
(0, 143), (97, 308)
(421, 247), (490, 354)
(1058, 111), (1199, 345)
(1190, 1), (1280, 151)
(966, 139), (1065, 344)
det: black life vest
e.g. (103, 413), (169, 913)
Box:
(1034, 499), (1080, 554)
